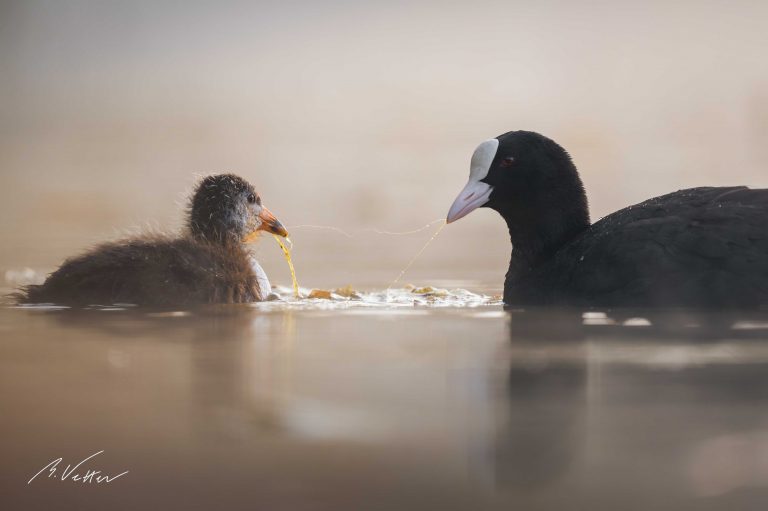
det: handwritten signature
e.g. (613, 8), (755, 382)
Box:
(28, 450), (129, 485)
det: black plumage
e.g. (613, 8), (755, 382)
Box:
(18, 174), (288, 307)
(448, 131), (768, 309)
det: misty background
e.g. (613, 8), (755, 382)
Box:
(2, 0), (767, 290)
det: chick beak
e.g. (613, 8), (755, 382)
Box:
(243, 206), (289, 242)
(257, 207), (289, 237)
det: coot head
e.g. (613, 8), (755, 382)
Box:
(447, 131), (590, 263)
(188, 174), (288, 244)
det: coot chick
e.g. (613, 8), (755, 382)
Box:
(19, 174), (288, 306)
(447, 131), (768, 309)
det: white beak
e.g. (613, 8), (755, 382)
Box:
(446, 138), (499, 224)
(446, 180), (494, 223)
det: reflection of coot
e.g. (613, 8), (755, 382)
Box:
(497, 311), (587, 489)
(447, 131), (768, 308)
(497, 360), (587, 489)
(18, 174), (288, 306)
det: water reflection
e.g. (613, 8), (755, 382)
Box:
(498, 309), (768, 508)
(3, 305), (768, 509)
(498, 353), (586, 490)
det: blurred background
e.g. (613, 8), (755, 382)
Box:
(2, 0), (768, 289)
(4, 4), (768, 508)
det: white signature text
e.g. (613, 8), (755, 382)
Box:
(27, 450), (129, 485)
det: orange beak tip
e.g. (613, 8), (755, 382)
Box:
(256, 206), (288, 238)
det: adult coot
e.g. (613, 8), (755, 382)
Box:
(19, 174), (288, 306)
(447, 131), (768, 308)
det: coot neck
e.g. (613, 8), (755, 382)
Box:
(498, 200), (590, 278)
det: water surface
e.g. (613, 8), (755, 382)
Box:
(2, 285), (768, 510)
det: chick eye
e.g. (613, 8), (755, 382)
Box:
(247, 193), (256, 204)
(500, 157), (515, 168)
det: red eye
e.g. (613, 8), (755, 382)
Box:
(500, 157), (515, 168)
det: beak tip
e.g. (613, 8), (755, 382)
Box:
(446, 206), (464, 225)
(256, 206), (288, 238)
(274, 221), (289, 238)
(446, 181), (494, 226)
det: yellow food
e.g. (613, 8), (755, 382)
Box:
(334, 285), (358, 298)
(272, 235), (300, 298)
(412, 286), (449, 297)
(388, 221), (447, 290)
(308, 289), (332, 299)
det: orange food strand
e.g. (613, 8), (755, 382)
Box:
(273, 235), (300, 298)
(387, 221), (447, 290)
(287, 218), (444, 238)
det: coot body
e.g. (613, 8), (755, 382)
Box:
(447, 131), (768, 309)
(20, 174), (288, 307)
